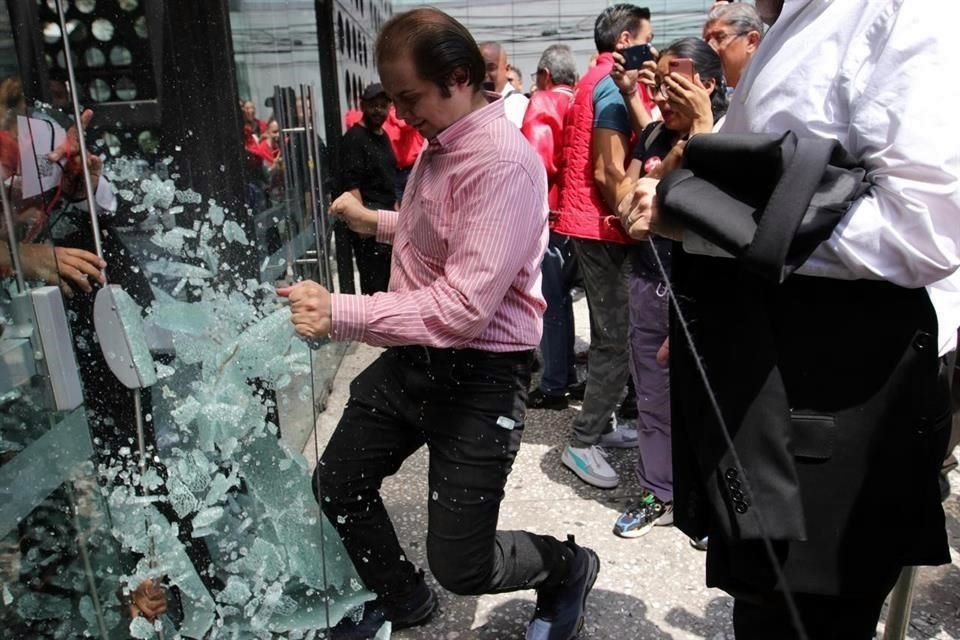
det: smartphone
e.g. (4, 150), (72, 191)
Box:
(622, 44), (654, 70)
(668, 58), (695, 81)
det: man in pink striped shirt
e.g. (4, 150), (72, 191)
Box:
(278, 8), (599, 639)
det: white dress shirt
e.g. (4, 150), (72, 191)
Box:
(720, 0), (960, 355)
(500, 83), (529, 128)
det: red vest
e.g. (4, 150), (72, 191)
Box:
(520, 85), (574, 211)
(554, 52), (631, 243)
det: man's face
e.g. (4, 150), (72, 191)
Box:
(703, 19), (758, 88)
(380, 55), (462, 140)
(361, 95), (391, 129)
(506, 68), (522, 92)
(480, 44), (508, 92)
(242, 101), (256, 123)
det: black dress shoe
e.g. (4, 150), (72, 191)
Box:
(527, 388), (569, 410)
(565, 380), (587, 402)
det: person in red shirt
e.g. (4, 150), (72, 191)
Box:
(520, 45), (582, 410)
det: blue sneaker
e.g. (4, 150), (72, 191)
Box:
(526, 536), (600, 640)
(612, 492), (673, 538)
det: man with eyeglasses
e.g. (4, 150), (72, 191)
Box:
(702, 2), (763, 89)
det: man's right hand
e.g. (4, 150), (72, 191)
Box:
(19, 243), (106, 297)
(610, 52), (639, 95)
(330, 192), (378, 236)
(610, 54), (657, 97)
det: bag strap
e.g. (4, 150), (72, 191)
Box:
(742, 135), (836, 282)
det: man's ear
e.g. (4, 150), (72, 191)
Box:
(616, 30), (632, 50)
(746, 30), (762, 53)
(449, 66), (469, 87)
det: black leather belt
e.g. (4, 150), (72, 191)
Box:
(391, 345), (534, 367)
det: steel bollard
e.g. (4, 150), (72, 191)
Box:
(881, 566), (918, 640)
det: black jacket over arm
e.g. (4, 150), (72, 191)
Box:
(659, 132), (951, 596)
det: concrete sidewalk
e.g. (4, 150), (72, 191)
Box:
(304, 330), (960, 640)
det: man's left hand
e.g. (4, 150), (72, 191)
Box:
(618, 177), (684, 241)
(276, 281), (332, 338)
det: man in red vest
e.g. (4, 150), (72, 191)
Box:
(555, 4), (655, 489)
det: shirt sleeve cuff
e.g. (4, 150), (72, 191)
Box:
(376, 210), (399, 244)
(329, 293), (368, 342)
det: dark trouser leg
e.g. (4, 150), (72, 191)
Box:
(627, 275), (672, 501)
(539, 232), (578, 395)
(350, 233), (392, 294)
(334, 220), (357, 294)
(420, 354), (571, 595)
(941, 348), (959, 475)
(571, 238), (630, 445)
(732, 568), (900, 640)
(315, 353), (426, 601)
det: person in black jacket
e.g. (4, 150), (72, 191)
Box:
(338, 83), (398, 294)
(617, 1), (959, 638)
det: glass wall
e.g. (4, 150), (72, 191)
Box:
(1, 0), (383, 636)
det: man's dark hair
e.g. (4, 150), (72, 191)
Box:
(375, 8), (485, 97)
(594, 4), (651, 53)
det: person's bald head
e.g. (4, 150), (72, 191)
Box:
(479, 41), (509, 92)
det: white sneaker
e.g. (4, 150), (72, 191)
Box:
(561, 445), (619, 489)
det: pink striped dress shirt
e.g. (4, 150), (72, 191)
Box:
(330, 96), (549, 352)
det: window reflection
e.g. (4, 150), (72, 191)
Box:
(108, 45), (131, 67)
(55, 47), (77, 70)
(83, 47), (105, 67)
(41, 22), (60, 44)
(66, 19), (87, 43)
(114, 76), (136, 100)
(136, 129), (158, 154)
(90, 18), (113, 42)
(87, 77), (110, 101)
(133, 15), (147, 38)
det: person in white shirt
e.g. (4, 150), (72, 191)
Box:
(479, 41), (529, 127)
(618, 0), (960, 637)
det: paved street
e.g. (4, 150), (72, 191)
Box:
(305, 299), (960, 639)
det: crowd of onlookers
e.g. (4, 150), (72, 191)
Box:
(336, 0), (766, 541)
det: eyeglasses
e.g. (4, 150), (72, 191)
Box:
(651, 82), (670, 99)
(530, 68), (545, 81)
(704, 30), (745, 47)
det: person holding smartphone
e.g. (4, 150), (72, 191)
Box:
(608, 39), (726, 538)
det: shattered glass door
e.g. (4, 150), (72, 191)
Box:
(2, 0), (374, 637)
(1, 5), (125, 636)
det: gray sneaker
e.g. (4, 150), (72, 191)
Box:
(597, 424), (639, 449)
(561, 445), (619, 489)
